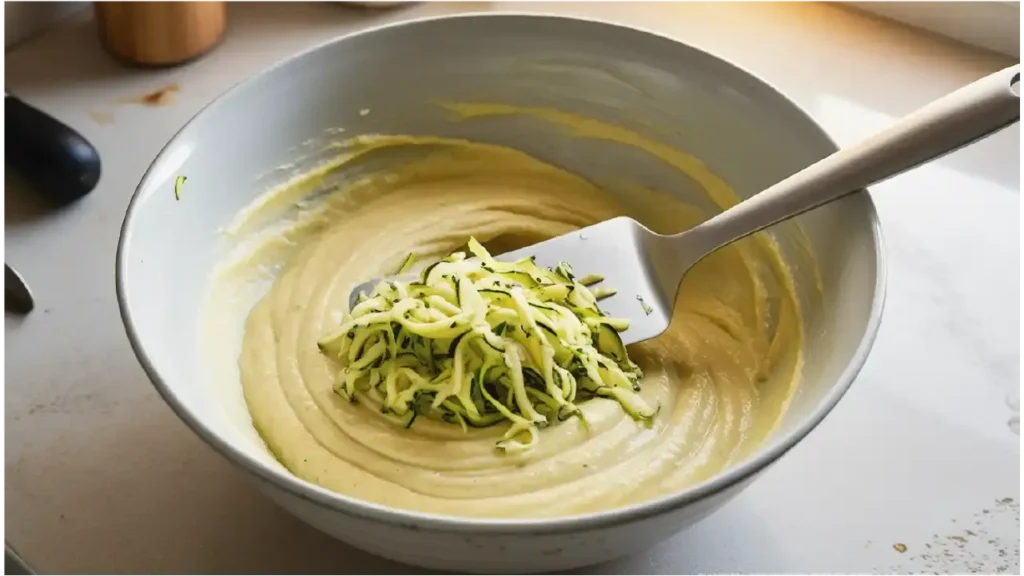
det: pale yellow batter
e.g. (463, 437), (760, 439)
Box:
(211, 105), (805, 519)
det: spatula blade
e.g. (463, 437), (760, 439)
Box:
(347, 217), (671, 345)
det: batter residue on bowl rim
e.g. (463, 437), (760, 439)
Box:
(203, 103), (807, 518)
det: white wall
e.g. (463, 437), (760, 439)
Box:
(5, 2), (87, 48)
(844, 2), (1020, 57)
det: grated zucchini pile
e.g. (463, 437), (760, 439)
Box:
(317, 238), (656, 453)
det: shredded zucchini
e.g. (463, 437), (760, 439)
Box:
(174, 175), (187, 201)
(395, 253), (416, 275)
(317, 237), (655, 453)
(637, 294), (654, 316)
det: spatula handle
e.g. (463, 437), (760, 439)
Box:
(5, 93), (102, 203)
(682, 64), (1020, 254)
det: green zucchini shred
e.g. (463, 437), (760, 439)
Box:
(315, 237), (653, 452)
(396, 253), (416, 275)
(636, 294), (654, 316)
(174, 175), (187, 201)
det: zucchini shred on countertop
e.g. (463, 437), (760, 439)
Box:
(317, 237), (656, 453)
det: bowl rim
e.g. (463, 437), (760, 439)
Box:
(116, 11), (887, 535)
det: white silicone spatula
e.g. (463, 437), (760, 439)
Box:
(352, 65), (1020, 344)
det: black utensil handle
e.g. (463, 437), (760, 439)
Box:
(5, 94), (101, 203)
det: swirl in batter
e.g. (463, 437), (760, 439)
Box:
(210, 106), (805, 518)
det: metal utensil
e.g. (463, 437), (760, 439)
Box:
(4, 542), (34, 575)
(5, 263), (35, 314)
(351, 65), (1019, 344)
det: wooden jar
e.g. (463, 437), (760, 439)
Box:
(95, 2), (227, 67)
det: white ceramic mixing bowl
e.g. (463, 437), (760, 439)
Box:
(116, 14), (884, 573)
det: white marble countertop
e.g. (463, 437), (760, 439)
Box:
(5, 2), (1019, 574)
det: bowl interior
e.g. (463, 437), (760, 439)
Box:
(118, 14), (880, 515)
